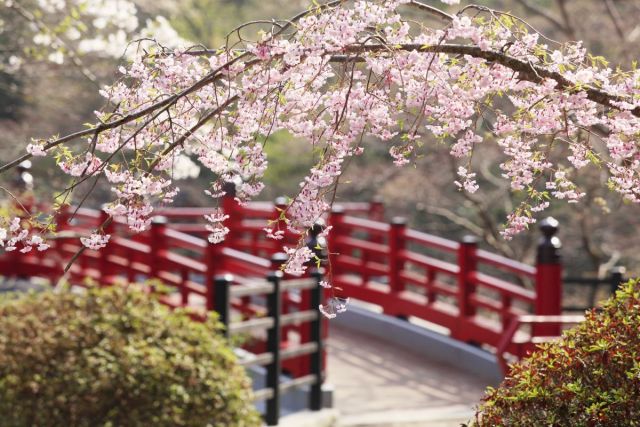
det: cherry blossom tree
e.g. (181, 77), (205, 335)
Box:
(3, 0), (640, 316)
(0, 0), (187, 166)
(1, 0), (185, 78)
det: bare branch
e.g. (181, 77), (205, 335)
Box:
(603, 0), (626, 42)
(421, 204), (485, 236)
(513, 0), (571, 36)
(555, 0), (576, 39)
(407, 1), (454, 22)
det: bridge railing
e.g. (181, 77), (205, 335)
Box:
(213, 271), (325, 426)
(1, 195), (574, 377)
(326, 207), (565, 362)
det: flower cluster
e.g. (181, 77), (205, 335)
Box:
(80, 233), (111, 250)
(283, 246), (314, 276)
(319, 297), (350, 319)
(204, 211), (230, 244)
(0, 218), (49, 253)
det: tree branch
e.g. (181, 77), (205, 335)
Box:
(407, 1), (454, 22)
(338, 43), (640, 117)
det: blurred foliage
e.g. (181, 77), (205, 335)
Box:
(0, 5), (28, 121)
(169, 0), (307, 48)
(473, 279), (640, 426)
(0, 70), (24, 121)
(261, 131), (315, 200)
(0, 285), (261, 427)
(170, 0), (252, 48)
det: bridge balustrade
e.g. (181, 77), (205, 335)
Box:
(213, 271), (325, 425)
(0, 194), (584, 380)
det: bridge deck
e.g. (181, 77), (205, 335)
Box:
(327, 324), (488, 426)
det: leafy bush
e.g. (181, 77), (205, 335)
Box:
(473, 279), (640, 426)
(0, 285), (261, 427)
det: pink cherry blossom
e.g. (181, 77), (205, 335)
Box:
(6, 1), (640, 318)
(80, 233), (111, 250)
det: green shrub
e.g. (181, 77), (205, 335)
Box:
(0, 285), (261, 427)
(473, 279), (640, 426)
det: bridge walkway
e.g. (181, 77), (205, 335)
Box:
(326, 323), (488, 426)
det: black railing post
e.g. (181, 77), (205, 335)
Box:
(309, 268), (324, 411)
(265, 270), (282, 426)
(609, 266), (626, 295)
(213, 274), (233, 340)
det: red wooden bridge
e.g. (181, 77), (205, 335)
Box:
(0, 194), (581, 424)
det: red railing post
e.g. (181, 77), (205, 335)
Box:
(149, 216), (168, 284)
(7, 229), (23, 279)
(534, 217), (562, 336)
(456, 235), (478, 341)
(57, 205), (71, 230)
(222, 182), (241, 248)
(388, 217), (407, 296)
(180, 268), (189, 306)
(369, 196), (385, 221)
(53, 206), (72, 280)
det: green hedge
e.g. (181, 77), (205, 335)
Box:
(0, 285), (261, 427)
(473, 279), (640, 426)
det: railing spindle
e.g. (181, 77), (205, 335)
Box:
(309, 268), (324, 411)
(456, 235), (478, 341)
(265, 271), (282, 426)
(213, 274), (233, 340)
(149, 216), (168, 284)
(388, 217), (407, 296)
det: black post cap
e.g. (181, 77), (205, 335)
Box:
(391, 216), (407, 226)
(222, 181), (237, 197)
(214, 273), (234, 283)
(461, 235), (479, 245)
(270, 252), (289, 266)
(537, 217), (561, 264)
(151, 215), (168, 225)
